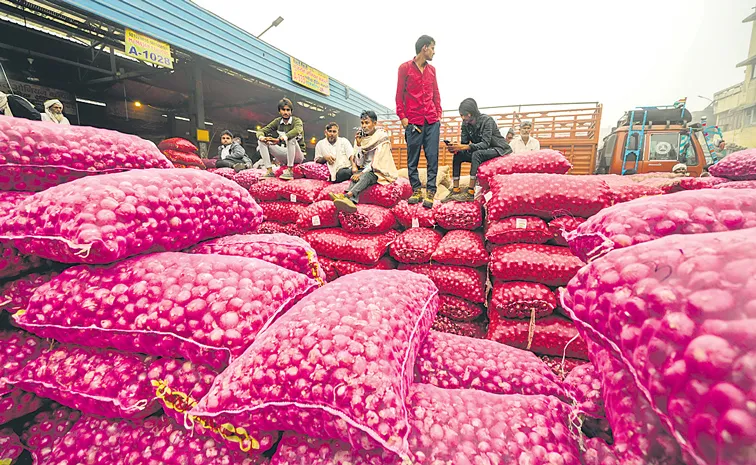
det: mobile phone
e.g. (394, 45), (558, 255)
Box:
(443, 139), (452, 145)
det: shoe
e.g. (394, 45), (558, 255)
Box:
(279, 168), (294, 181)
(262, 168), (276, 178)
(442, 188), (461, 203)
(407, 189), (423, 205)
(333, 195), (357, 213)
(328, 192), (339, 201)
(455, 190), (475, 202)
(423, 191), (435, 209)
(233, 163), (248, 173)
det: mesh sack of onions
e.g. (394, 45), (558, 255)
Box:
(279, 179), (331, 204)
(357, 178), (413, 208)
(202, 158), (217, 169)
(485, 216), (551, 245)
(296, 200), (341, 230)
(16, 252), (318, 369)
(433, 201), (482, 230)
(0, 191), (32, 216)
(391, 199), (437, 229)
(678, 176), (730, 190)
(0, 387), (45, 426)
(0, 192), (49, 280)
(564, 362), (604, 418)
(414, 330), (568, 399)
(0, 169), (264, 264)
(188, 233), (326, 284)
(565, 188), (756, 262)
(158, 137), (198, 153)
(298, 162), (331, 180)
(231, 169), (266, 189)
(490, 243), (584, 286)
(609, 182), (663, 204)
(431, 314), (487, 339)
(389, 228), (442, 264)
(317, 181), (350, 202)
(0, 330), (46, 424)
(562, 228), (756, 465)
(714, 180), (756, 189)
(0, 428), (23, 464)
(304, 229), (398, 265)
(189, 270), (439, 458)
(487, 173), (611, 221)
(208, 166), (235, 180)
(21, 404), (81, 464)
(269, 433), (381, 465)
(275, 165), (305, 179)
(260, 201), (309, 224)
(548, 216), (586, 246)
(540, 355), (585, 379)
(398, 263), (487, 303)
(317, 256), (396, 282)
(581, 437), (619, 465)
(487, 313), (589, 360)
(490, 280), (557, 319)
(7, 344), (160, 419)
(248, 177), (289, 201)
(437, 294), (483, 321)
(339, 204), (396, 234)
(0, 115), (172, 191)
(162, 149), (204, 169)
(430, 230), (488, 267)
(476, 149), (573, 189)
(257, 221), (306, 237)
(709, 148), (756, 180)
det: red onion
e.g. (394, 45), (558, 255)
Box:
(431, 314), (487, 339)
(257, 221), (306, 237)
(709, 148), (756, 180)
(158, 137), (198, 153)
(487, 313), (589, 359)
(317, 256), (396, 282)
(21, 404), (81, 463)
(581, 437), (619, 465)
(477, 149), (573, 189)
(490, 280), (557, 319)
(430, 230), (488, 266)
(304, 228), (398, 265)
(339, 204), (396, 234)
(485, 216), (551, 245)
(0, 428), (23, 464)
(298, 162), (331, 180)
(162, 149), (204, 168)
(391, 199), (437, 229)
(260, 201), (309, 224)
(390, 228), (442, 264)
(564, 362), (604, 418)
(490, 243), (584, 286)
(437, 294), (483, 321)
(540, 355), (584, 379)
(249, 177), (289, 201)
(357, 178), (413, 208)
(296, 200), (341, 230)
(433, 201), (482, 230)
(398, 263), (487, 303)
(714, 180), (756, 189)
(548, 216), (586, 246)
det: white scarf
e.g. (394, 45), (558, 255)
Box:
(44, 99), (65, 124)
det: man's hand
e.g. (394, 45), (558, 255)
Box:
(351, 172), (362, 182)
(355, 133), (362, 145)
(401, 118), (409, 128)
(324, 155), (336, 164)
(449, 144), (470, 153)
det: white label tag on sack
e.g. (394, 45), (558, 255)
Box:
(411, 218), (420, 228)
(290, 194), (297, 203)
(484, 191), (493, 202)
(312, 215), (321, 227)
(516, 218), (528, 229)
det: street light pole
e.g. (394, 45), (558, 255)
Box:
(257, 16), (284, 39)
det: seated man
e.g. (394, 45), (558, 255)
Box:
(314, 122), (354, 183)
(331, 110), (398, 213)
(445, 98), (512, 202)
(215, 130), (252, 170)
(509, 120), (540, 154)
(255, 97), (306, 180)
(505, 127), (515, 144)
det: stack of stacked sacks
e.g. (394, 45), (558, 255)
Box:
(390, 193), (489, 339)
(483, 169), (612, 364)
(294, 177), (413, 280)
(157, 137), (205, 169)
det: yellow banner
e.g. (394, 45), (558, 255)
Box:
(290, 57), (330, 96)
(125, 28), (173, 69)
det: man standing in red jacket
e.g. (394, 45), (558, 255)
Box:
(396, 35), (442, 209)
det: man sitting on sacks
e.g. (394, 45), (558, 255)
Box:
(331, 110), (398, 213)
(314, 122), (354, 183)
(256, 97), (307, 181)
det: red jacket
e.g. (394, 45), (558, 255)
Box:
(395, 59), (442, 125)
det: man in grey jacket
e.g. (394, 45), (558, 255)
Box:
(216, 130), (252, 170)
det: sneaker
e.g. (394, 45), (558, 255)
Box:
(441, 188), (461, 203)
(423, 191), (435, 209)
(455, 190), (475, 202)
(279, 168), (294, 181)
(407, 189), (423, 205)
(262, 168), (276, 178)
(333, 195), (357, 213)
(233, 163), (248, 173)
(328, 192), (340, 201)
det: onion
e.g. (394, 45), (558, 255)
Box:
(433, 201), (482, 230)
(487, 313), (589, 359)
(490, 243), (583, 286)
(490, 281), (557, 319)
(339, 204), (396, 234)
(485, 216), (551, 245)
(564, 362), (604, 418)
(390, 228), (442, 264)
(304, 229), (398, 265)
(398, 263), (487, 303)
(476, 149), (572, 189)
(709, 148), (756, 180)
(431, 314), (487, 339)
(296, 200), (340, 230)
(317, 256), (396, 282)
(437, 294), (483, 321)
(430, 230), (488, 266)
(260, 201), (309, 224)
(391, 200), (437, 229)
(0, 428), (23, 464)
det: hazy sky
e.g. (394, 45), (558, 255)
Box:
(195, 0), (753, 128)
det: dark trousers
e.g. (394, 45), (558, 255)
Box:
(452, 148), (502, 179)
(406, 121), (440, 192)
(334, 167), (353, 183)
(346, 171), (379, 202)
(216, 158), (250, 169)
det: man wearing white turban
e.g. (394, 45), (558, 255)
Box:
(0, 92), (12, 117)
(41, 99), (70, 124)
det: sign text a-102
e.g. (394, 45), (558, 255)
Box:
(125, 28), (174, 69)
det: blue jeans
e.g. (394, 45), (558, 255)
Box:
(406, 121), (440, 192)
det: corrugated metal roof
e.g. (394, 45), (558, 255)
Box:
(59, 0), (392, 117)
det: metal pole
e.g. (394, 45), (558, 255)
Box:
(194, 61), (208, 158)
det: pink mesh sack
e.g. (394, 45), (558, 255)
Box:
(415, 330), (568, 399)
(270, 433), (380, 465)
(485, 216), (551, 245)
(203, 158), (217, 169)
(487, 174), (611, 221)
(317, 257), (396, 281)
(257, 221), (305, 237)
(16, 252), (318, 369)
(0, 330), (45, 379)
(231, 169), (265, 189)
(437, 294), (483, 321)
(0, 191), (32, 216)
(162, 149), (204, 169)
(358, 178), (413, 208)
(487, 313), (589, 359)
(159, 137), (198, 153)
(248, 178), (289, 201)
(714, 180), (756, 189)
(296, 200), (340, 230)
(679, 176), (730, 190)
(391, 200), (437, 229)
(709, 148), (756, 180)
(276, 165), (305, 179)
(189, 270), (439, 458)
(564, 363), (604, 418)
(565, 188), (756, 262)
(433, 201), (482, 230)
(317, 181), (350, 202)
(540, 355), (584, 379)
(562, 229), (756, 465)
(7, 344), (160, 419)
(581, 438), (619, 465)
(0, 169), (264, 264)
(490, 243), (584, 286)
(339, 204), (396, 234)
(46, 415), (270, 463)
(1, 387), (45, 426)
(398, 263), (486, 303)
(280, 179), (331, 204)
(490, 280), (557, 319)
(431, 314), (487, 339)
(477, 150), (573, 189)
(21, 404), (81, 463)
(299, 162), (331, 181)
(188, 233), (326, 284)
(389, 228), (441, 264)
(304, 229), (398, 265)
(430, 230), (488, 266)
(548, 216), (586, 247)
(208, 166), (235, 180)
(0, 243), (47, 280)
(0, 428), (22, 464)
(609, 183), (663, 204)
(260, 201), (309, 224)
(0, 115), (172, 191)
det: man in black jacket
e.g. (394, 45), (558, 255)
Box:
(444, 98), (512, 202)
